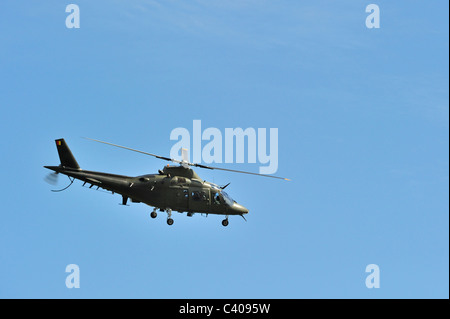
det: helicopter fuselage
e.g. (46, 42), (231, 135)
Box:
(44, 138), (260, 226)
(44, 164), (249, 217)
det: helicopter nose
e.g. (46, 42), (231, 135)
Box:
(231, 202), (249, 215)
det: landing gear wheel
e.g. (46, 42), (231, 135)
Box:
(222, 219), (229, 227)
(167, 218), (174, 226)
(150, 211), (157, 219)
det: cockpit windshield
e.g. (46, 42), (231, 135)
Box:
(221, 191), (234, 206)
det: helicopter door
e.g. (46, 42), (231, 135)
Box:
(168, 186), (188, 212)
(188, 187), (210, 213)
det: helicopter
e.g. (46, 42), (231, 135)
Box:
(44, 138), (290, 227)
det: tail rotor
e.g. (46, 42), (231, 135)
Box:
(44, 172), (59, 185)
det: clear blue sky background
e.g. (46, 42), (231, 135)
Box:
(0, 1), (448, 298)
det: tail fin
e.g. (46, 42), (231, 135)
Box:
(55, 139), (80, 169)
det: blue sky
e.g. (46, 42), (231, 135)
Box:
(0, 1), (448, 298)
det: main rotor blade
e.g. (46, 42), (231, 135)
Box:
(84, 137), (291, 181)
(83, 137), (182, 164)
(192, 163), (291, 181)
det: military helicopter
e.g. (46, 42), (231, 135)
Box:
(44, 138), (290, 226)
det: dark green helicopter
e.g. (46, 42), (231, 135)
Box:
(44, 138), (289, 226)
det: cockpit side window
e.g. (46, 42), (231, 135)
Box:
(213, 192), (221, 204)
